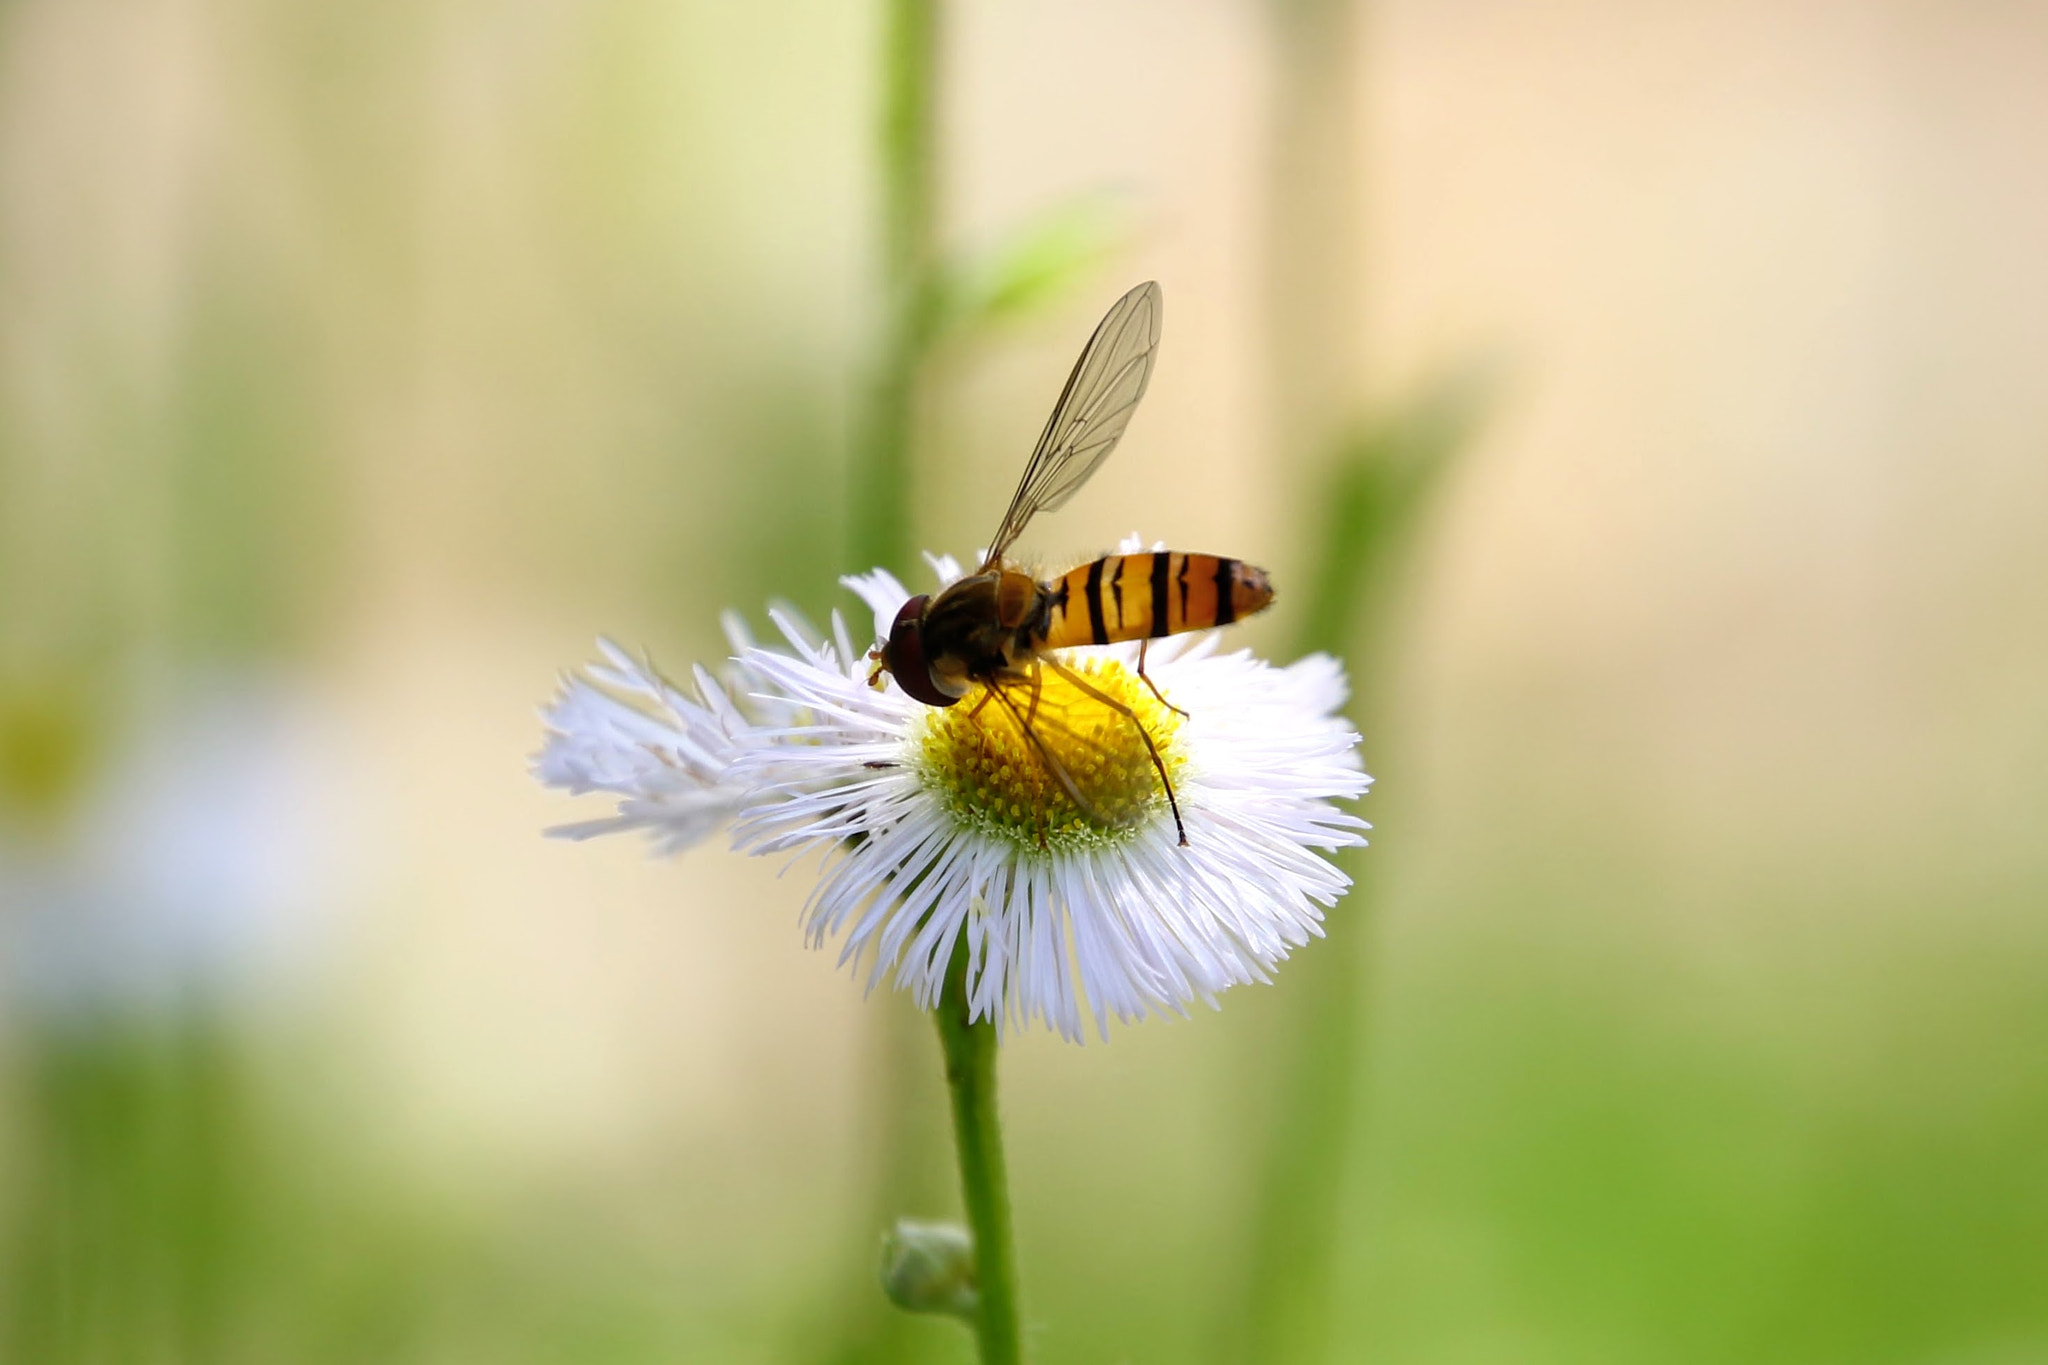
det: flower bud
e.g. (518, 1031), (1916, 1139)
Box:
(879, 1219), (978, 1319)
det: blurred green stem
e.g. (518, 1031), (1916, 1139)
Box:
(1237, 853), (1372, 1365)
(934, 945), (1023, 1365)
(1229, 2), (1371, 1357)
(850, 0), (943, 577)
(1294, 371), (1491, 665)
(826, 5), (949, 1362)
(1233, 373), (1487, 1363)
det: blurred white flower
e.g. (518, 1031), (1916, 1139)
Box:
(0, 676), (353, 1021)
(535, 548), (1371, 1040)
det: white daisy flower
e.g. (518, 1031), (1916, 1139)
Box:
(534, 546), (1370, 1041)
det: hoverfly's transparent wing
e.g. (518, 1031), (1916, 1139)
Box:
(979, 280), (1163, 571)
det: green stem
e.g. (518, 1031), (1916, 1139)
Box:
(935, 947), (1022, 1365)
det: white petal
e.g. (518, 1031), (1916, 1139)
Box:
(533, 644), (751, 853)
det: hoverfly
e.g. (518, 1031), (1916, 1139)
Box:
(868, 281), (1274, 847)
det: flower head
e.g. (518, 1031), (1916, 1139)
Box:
(535, 545), (1370, 1040)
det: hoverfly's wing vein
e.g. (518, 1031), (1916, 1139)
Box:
(979, 281), (1163, 571)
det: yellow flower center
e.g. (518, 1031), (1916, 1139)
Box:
(912, 657), (1186, 852)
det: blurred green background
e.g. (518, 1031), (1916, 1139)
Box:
(3, 1), (2045, 1362)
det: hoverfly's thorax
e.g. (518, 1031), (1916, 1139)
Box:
(916, 572), (1031, 685)
(994, 570), (1041, 631)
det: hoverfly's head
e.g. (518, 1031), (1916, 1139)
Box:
(871, 594), (960, 708)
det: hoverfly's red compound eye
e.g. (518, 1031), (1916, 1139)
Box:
(880, 595), (959, 708)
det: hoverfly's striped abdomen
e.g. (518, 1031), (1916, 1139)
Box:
(1039, 552), (1274, 650)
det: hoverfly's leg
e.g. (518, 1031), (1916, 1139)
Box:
(964, 686), (998, 763)
(1135, 638), (1190, 720)
(1043, 655), (1188, 847)
(985, 675), (1114, 837)
(1013, 667), (1057, 847)
(1023, 660), (1046, 732)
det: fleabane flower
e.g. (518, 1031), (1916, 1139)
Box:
(534, 545), (1371, 1041)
